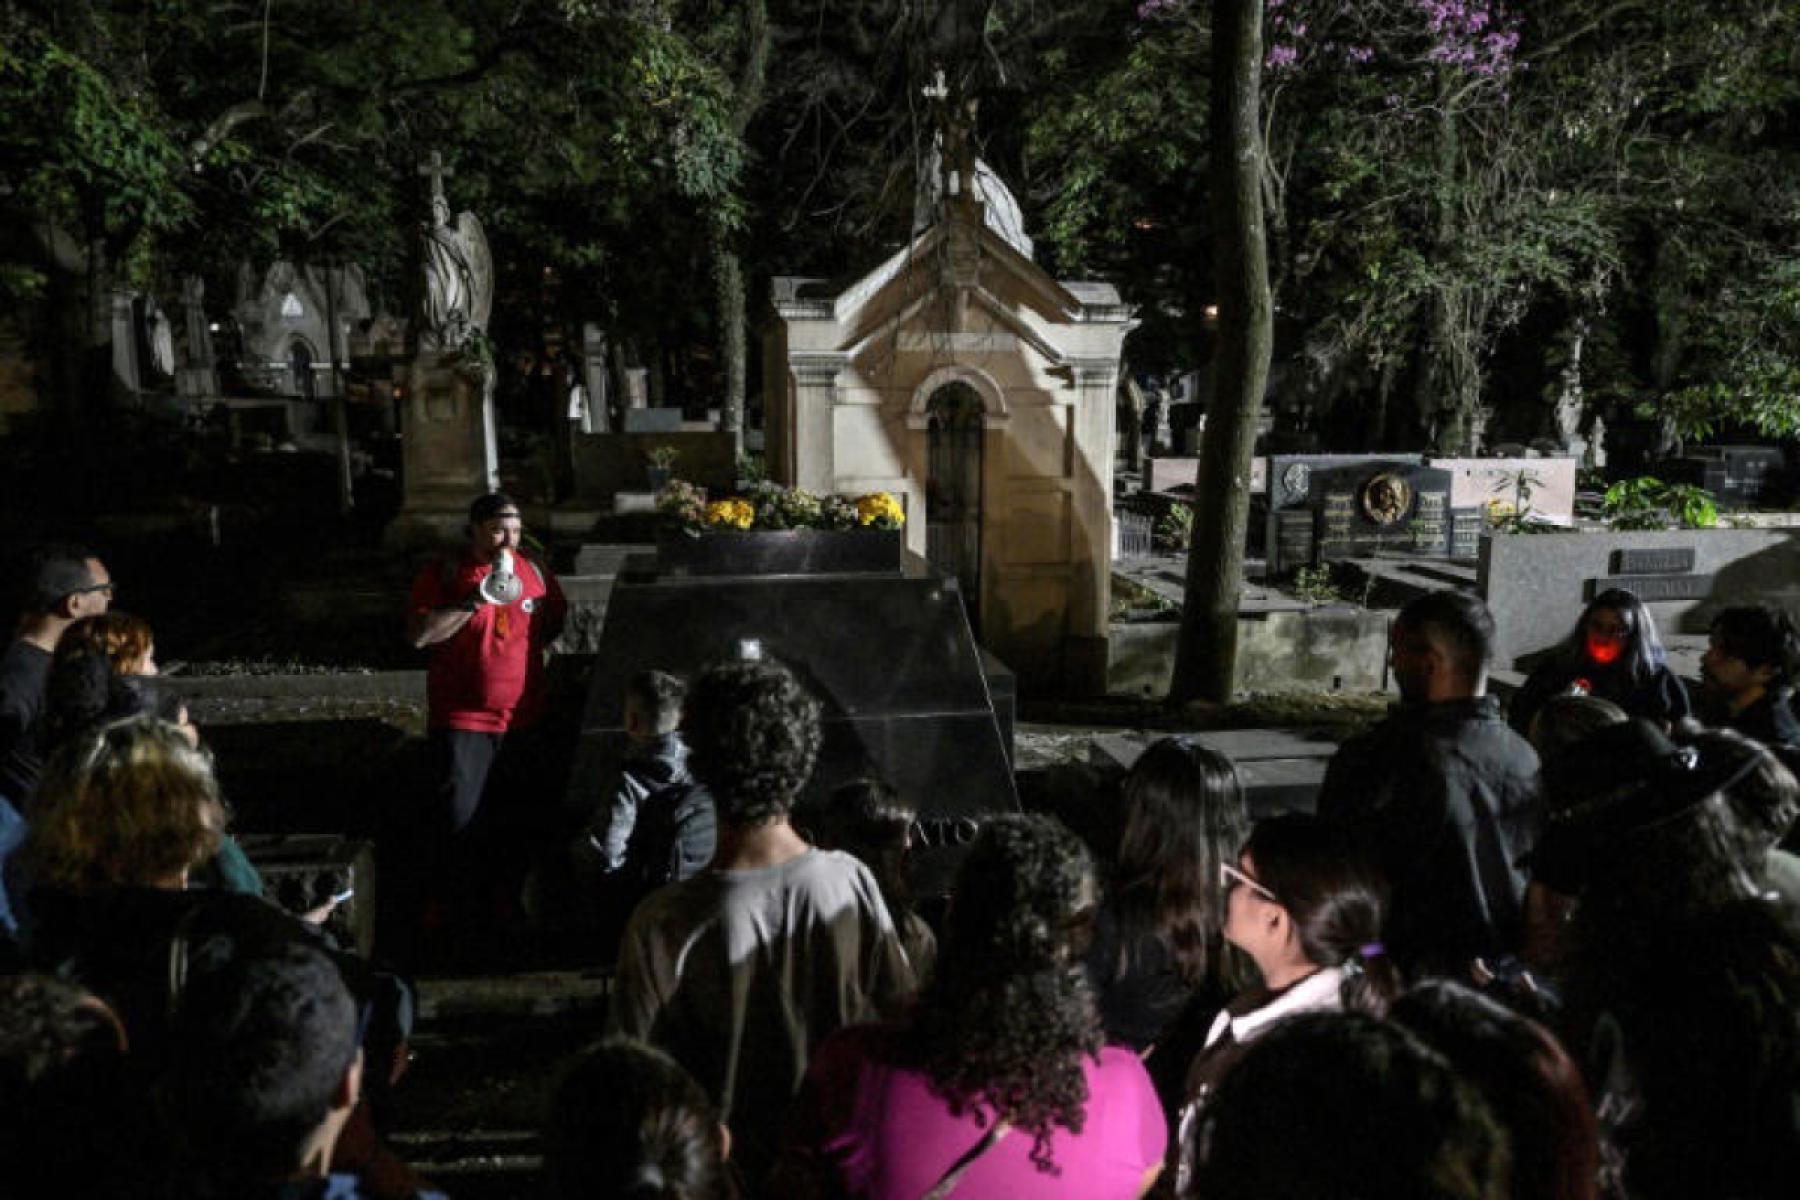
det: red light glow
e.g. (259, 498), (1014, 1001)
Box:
(1586, 633), (1624, 665)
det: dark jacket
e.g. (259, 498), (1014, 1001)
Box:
(1729, 688), (1800, 751)
(1317, 695), (1542, 974)
(577, 732), (693, 873)
(616, 779), (717, 900)
(1509, 656), (1690, 737)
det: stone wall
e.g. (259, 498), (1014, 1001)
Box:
(1108, 607), (1391, 698)
(1478, 528), (1800, 668)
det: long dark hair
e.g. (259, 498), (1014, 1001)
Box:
(905, 814), (1102, 1174)
(1559, 588), (1667, 684)
(1242, 814), (1400, 1016)
(1108, 737), (1248, 985)
(544, 1038), (729, 1200)
(814, 778), (917, 926)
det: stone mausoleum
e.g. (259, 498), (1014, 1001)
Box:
(763, 154), (1135, 693)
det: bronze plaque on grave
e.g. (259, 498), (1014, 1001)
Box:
(1361, 473), (1413, 526)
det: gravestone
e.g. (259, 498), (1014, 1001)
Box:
(569, 542), (1018, 895)
(176, 275), (218, 399)
(1429, 456), (1578, 525)
(109, 291), (143, 399)
(1265, 456), (1477, 573)
(1479, 528), (1800, 668)
(578, 323), (609, 433)
(1667, 446), (1790, 509)
(621, 407), (684, 433)
(1264, 455), (1413, 573)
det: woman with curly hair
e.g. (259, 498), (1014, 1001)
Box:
(781, 814), (1166, 1199)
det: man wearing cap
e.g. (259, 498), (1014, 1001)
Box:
(1317, 590), (1542, 977)
(406, 494), (565, 915)
(1, 544), (113, 811)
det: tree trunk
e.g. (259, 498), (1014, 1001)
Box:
(712, 0), (769, 460)
(1169, 0), (1274, 705)
(323, 264), (354, 515)
(80, 223), (112, 430)
(714, 230), (747, 455)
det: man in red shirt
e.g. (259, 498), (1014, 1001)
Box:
(407, 493), (566, 919)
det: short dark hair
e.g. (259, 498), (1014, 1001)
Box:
(1710, 605), (1800, 688)
(161, 939), (359, 1187)
(1190, 1012), (1511, 1199)
(627, 670), (687, 735)
(1398, 590), (1495, 678)
(0, 975), (126, 1197)
(19, 543), (99, 615)
(544, 1038), (727, 1200)
(1390, 981), (1598, 1200)
(467, 490), (521, 527)
(683, 660), (822, 826)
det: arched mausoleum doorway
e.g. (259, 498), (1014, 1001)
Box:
(926, 381), (984, 626)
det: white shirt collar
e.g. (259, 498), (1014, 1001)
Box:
(1206, 965), (1347, 1047)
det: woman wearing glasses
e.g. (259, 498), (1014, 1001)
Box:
(1176, 812), (1398, 1180)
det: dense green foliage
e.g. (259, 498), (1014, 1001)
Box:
(1028, 0), (1800, 452)
(3, 0), (1796, 448)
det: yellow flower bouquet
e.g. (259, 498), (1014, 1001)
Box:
(703, 498), (756, 529)
(855, 492), (906, 530)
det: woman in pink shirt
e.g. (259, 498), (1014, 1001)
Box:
(780, 814), (1166, 1200)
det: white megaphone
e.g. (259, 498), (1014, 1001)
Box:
(477, 549), (524, 606)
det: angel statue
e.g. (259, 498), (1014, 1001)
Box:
(418, 153), (493, 353)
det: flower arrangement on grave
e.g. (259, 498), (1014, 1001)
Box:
(703, 497), (757, 529)
(855, 491), (905, 530)
(656, 479), (708, 526)
(742, 479), (824, 530)
(818, 495), (860, 530)
(657, 478), (904, 534)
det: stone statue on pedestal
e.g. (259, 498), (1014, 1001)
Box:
(417, 153), (493, 353)
(388, 152), (500, 547)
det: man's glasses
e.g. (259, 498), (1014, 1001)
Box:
(69, 582), (114, 597)
(1220, 861), (1280, 904)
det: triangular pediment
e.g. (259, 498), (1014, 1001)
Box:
(828, 217), (1088, 339)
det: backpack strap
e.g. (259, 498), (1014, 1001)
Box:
(919, 1120), (1010, 1200)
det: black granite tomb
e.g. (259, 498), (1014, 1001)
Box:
(1266, 455), (1481, 573)
(1667, 445), (1790, 508)
(568, 534), (1019, 895)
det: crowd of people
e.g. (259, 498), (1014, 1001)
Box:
(3, 498), (1800, 1199)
